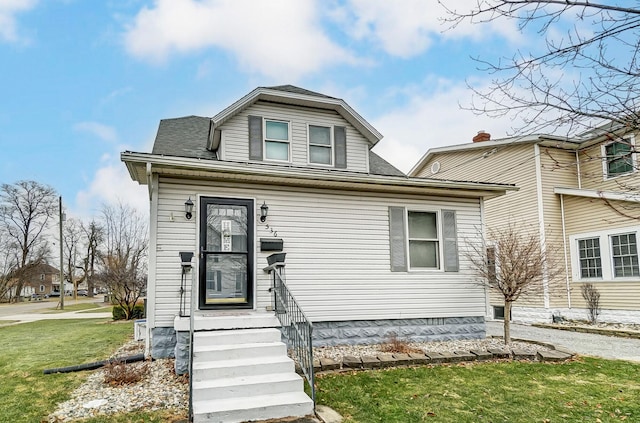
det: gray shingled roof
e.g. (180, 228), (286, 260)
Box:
(263, 85), (338, 100)
(151, 116), (217, 160)
(150, 115), (404, 177)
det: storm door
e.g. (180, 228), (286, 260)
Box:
(199, 197), (254, 309)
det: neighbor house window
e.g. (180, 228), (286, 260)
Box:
(264, 120), (290, 161)
(604, 140), (634, 178)
(308, 125), (333, 165)
(40, 285), (45, 292)
(578, 237), (602, 278)
(610, 233), (639, 277)
(408, 211), (439, 269)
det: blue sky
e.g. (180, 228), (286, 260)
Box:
(0, 0), (529, 217)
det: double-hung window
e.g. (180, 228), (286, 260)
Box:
(264, 120), (290, 161)
(578, 237), (602, 278)
(603, 139), (634, 178)
(308, 125), (333, 165)
(611, 233), (640, 277)
(408, 211), (439, 269)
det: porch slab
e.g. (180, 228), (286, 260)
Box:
(174, 311), (280, 332)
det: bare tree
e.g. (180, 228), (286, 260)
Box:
(77, 220), (102, 298)
(63, 218), (83, 299)
(0, 181), (57, 301)
(581, 282), (601, 324)
(466, 223), (560, 344)
(98, 203), (148, 320)
(441, 1), (640, 135)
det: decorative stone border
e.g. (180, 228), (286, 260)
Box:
(313, 345), (575, 373)
(533, 323), (640, 339)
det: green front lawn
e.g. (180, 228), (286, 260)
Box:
(317, 358), (640, 422)
(0, 319), (133, 422)
(43, 303), (102, 313)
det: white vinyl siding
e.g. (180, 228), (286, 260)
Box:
(149, 177), (484, 326)
(221, 101), (369, 172)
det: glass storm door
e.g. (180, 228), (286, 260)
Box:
(199, 197), (254, 309)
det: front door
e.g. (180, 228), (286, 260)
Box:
(199, 197), (254, 309)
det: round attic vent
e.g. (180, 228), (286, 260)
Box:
(430, 161), (441, 174)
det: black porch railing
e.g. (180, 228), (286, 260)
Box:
(268, 265), (315, 406)
(179, 267), (192, 317)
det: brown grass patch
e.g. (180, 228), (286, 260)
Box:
(379, 333), (423, 354)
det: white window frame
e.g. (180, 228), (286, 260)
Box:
(577, 236), (603, 279)
(569, 226), (640, 281)
(601, 135), (637, 180)
(307, 124), (334, 166)
(263, 119), (291, 163)
(610, 232), (640, 278)
(406, 209), (442, 271)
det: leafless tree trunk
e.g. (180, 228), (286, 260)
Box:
(0, 181), (56, 301)
(78, 220), (102, 298)
(63, 218), (82, 299)
(466, 223), (561, 344)
(98, 203), (148, 320)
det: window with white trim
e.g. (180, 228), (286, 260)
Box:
(610, 233), (639, 277)
(603, 137), (635, 179)
(570, 227), (640, 281)
(578, 237), (602, 278)
(408, 211), (439, 269)
(264, 120), (290, 161)
(308, 125), (333, 165)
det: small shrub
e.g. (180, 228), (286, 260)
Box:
(103, 360), (149, 386)
(380, 333), (423, 354)
(581, 283), (601, 324)
(112, 303), (145, 320)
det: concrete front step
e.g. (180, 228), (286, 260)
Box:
(192, 372), (304, 402)
(192, 355), (295, 381)
(194, 327), (282, 347)
(193, 341), (286, 362)
(175, 312), (281, 331)
(193, 391), (314, 423)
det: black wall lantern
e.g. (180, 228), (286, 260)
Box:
(184, 197), (194, 220)
(260, 201), (269, 222)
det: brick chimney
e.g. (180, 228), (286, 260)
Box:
(472, 130), (491, 143)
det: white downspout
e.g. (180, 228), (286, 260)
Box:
(559, 194), (572, 309)
(534, 144), (550, 309)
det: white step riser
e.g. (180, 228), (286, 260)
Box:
(194, 343), (286, 362)
(193, 377), (303, 402)
(193, 398), (313, 423)
(194, 328), (282, 347)
(192, 359), (294, 381)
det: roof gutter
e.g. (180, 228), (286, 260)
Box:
(122, 152), (516, 199)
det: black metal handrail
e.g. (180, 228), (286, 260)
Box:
(179, 267), (191, 317)
(268, 265), (315, 406)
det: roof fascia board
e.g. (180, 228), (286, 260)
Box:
(208, 87), (382, 148)
(121, 152), (515, 198)
(408, 135), (578, 176)
(554, 186), (640, 203)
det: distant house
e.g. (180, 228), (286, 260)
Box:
(23, 263), (61, 297)
(410, 127), (640, 324)
(122, 85), (511, 422)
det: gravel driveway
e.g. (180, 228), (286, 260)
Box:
(486, 321), (640, 363)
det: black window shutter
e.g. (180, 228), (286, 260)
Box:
(248, 115), (263, 161)
(442, 210), (459, 272)
(389, 206), (407, 272)
(334, 126), (347, 169)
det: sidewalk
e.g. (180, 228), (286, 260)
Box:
(486, 321), (640, 363)
(1, 310), (112, 324)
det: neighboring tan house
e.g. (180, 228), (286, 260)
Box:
(121, 85), (511, 422)
(410, 127), (640, 325)
(24, 263), (61, 297)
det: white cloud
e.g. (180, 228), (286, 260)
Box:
(336, 0), (521, 58)
(75, 161), (148, 218)
(123, 0), (357, 80)
(73, 122), (118, 143)
(371, 79), (517, 173)
(0, 0), (37, 44)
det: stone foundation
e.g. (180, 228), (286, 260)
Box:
(312, 316), (485, 346)
(150, 327), (176, 359)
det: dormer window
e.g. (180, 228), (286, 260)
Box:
(603, 138), (635, 179)
(264, 120), (290, 161)
(308, 125), (333, 165)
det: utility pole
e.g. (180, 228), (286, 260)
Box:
(58, 196), (64, 310)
